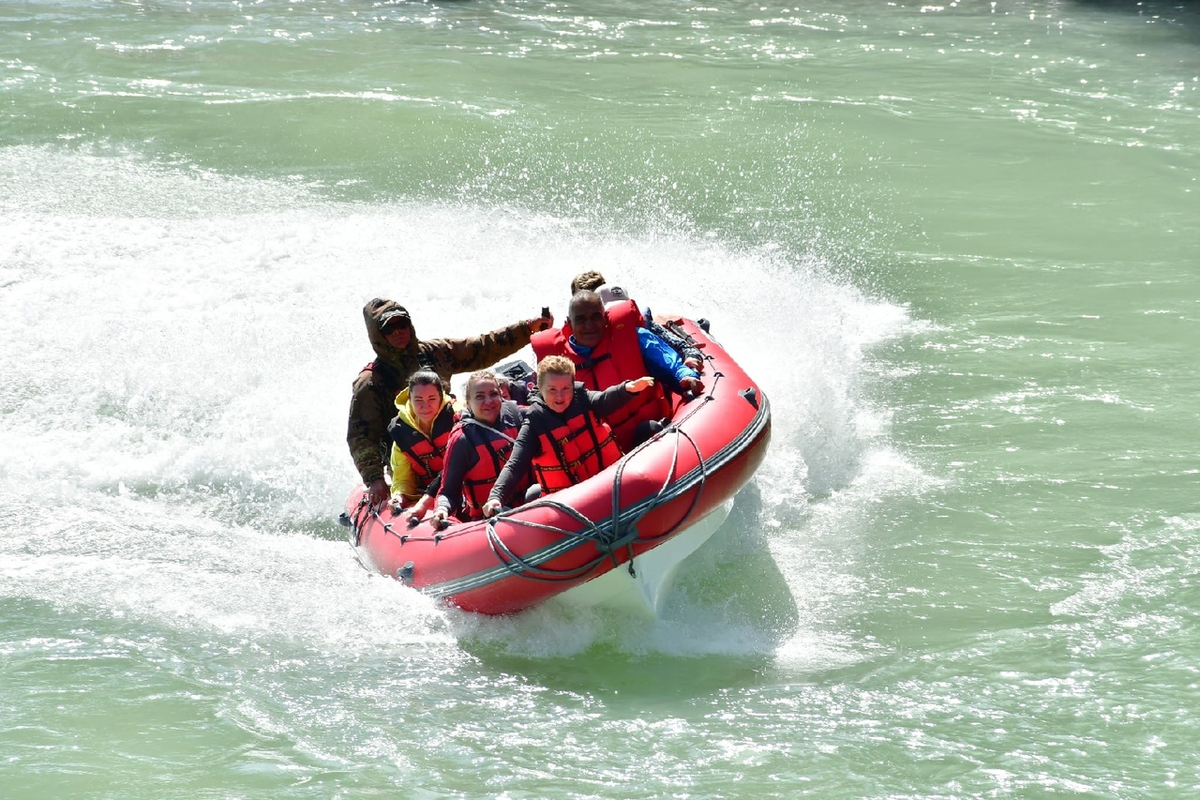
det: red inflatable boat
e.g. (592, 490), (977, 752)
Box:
(341, 318), (771, 616)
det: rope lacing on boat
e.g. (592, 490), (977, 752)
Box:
(481, 367), (720, 583)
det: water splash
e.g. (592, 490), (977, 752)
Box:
(1, 146), (917, 660)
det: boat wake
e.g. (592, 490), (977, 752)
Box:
(1, 147), (922, 663)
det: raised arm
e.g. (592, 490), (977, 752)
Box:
(587, 380), (643, 418)
(420, 313), (552, 378)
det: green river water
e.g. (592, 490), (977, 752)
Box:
(2, 1), (1199, 797)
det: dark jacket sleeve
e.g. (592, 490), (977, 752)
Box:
(488, 415), (542, 507)
(347, 371), (391, 485)
(587, 383), (636, 420)
(419, 320), (534, 381)
(435, 432), (476, 518)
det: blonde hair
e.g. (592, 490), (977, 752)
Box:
(464, 369), (500, 398)
(536, 355), (576, 387)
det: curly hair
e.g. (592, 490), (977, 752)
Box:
(536, 355), (576, 386)
(569, 270), (606, 294)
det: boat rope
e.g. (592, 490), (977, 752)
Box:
(481, 368), (721, 583)
(351, 496), (447, 546)
(484, 499), (625, 582)
(350, 497), (375, 546)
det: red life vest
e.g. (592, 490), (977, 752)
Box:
(455, 415), (526, 520)
(531, 299), (672, 451)
(390, 405), (457, 489)
(529, 388), (624, 495)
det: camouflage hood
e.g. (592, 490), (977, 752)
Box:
(363, 298), (425, 375)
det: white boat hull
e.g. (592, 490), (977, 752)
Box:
(554, 499), (733, 616)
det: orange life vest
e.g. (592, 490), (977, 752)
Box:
(390, 405), (457, 488)
(456, 414), (526, 520)
(529, 388), (624, 495)
(531, 299), (672, 451)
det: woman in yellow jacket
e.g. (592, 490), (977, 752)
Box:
(387, 371), (458, 521)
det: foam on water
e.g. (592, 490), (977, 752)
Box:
(1, 145), (921, 662)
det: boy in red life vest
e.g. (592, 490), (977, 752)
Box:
(481, 355), (656, 518)
(529, 290), (703, 452)
(387, 371), (458, 523)
(427, 370), (528, 527)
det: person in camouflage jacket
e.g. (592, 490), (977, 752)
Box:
(348, 298), (552, 507)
